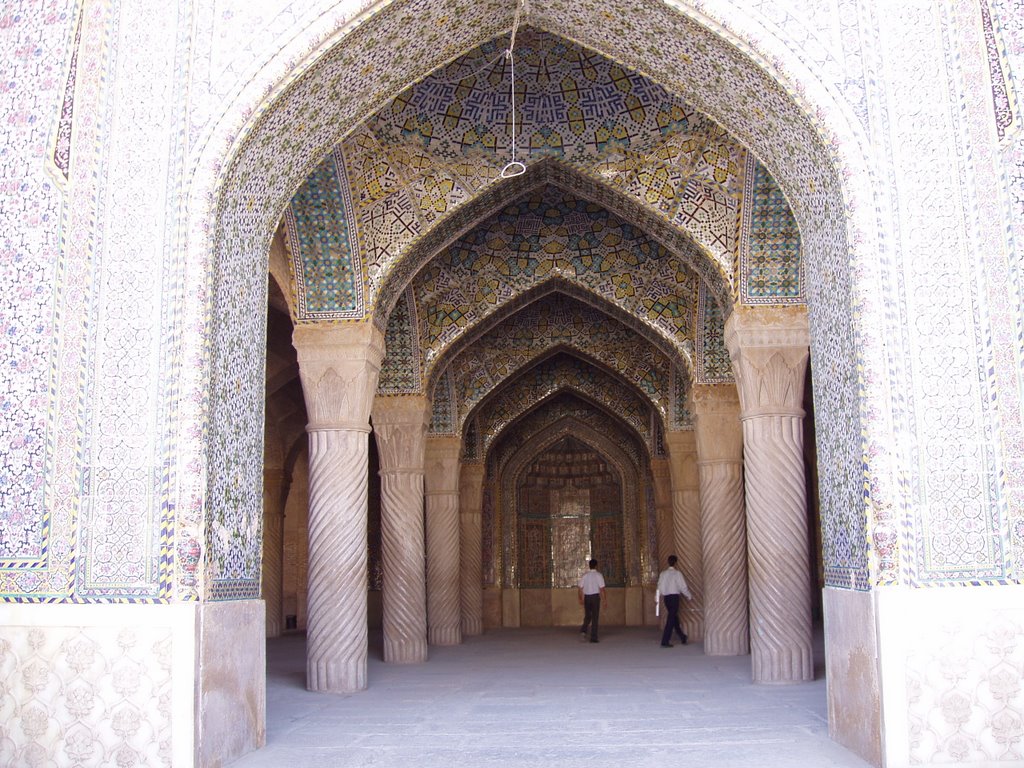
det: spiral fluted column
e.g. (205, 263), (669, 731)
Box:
(665, 430), (704, 642)
(650, 459), (674, 571)
(424, 436), (463, 645)
(262, 468), (287, 638)
(294, 323), (384, 693)
(459, 462), (485, 636)
(372, 395), (430, 664)
(693, 385), (748, 656)
(726, 307), (812, 683)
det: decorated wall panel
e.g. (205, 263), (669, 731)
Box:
(412, 187), (700, 370)
(475, 353), (655, 454)
(0, 0), (77, 599)
(439, 293), (674, 429)
(496, 415), (646, 590)
(280, 28), (818, 330)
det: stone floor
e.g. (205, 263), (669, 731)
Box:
(229, 627), (873, 768)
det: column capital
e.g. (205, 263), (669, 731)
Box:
(425, 436), (462, 491)
(691, 383), (741, 414)
(664, 430), (698, 490)
(724, 307), (809, 417)
(294, 322), (385, 430)
(692, 385), (743, 463)
(373, 395), (430, 473)
(459, 462), (485, 497)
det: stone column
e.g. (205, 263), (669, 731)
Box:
(372, 395), (430, 664)
(424, 436), (463, 645)
(459, 462), (485, 636)
(692, 384), (748, 656)
(650, 458), (674, 570)
(262, 467), (287, 638)
(294, 322), (384, 693)
(664, 430), (704, 642)
(725, 306), (812, 683)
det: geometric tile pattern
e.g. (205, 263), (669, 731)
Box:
(739, 157), (803, 303)
(438, 293), (673, 431)
(695, 283), (733, 384)
(413, 187), (700, 375)
(286, 28), (765, 324)
(379, 287), (422, 394)
(474, 352), (655, 455)
(284, 149), (364, 319)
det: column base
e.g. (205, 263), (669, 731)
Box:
(307, 652), (367, 692)
(383, 638), (428, 664)
(704, 630), (749, 656)
(428, 625), (462, 645)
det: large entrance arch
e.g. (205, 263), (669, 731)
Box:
(189, 1), (883, 766)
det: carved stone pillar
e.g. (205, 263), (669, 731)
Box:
(650, 458), (674, 571)
(262, 468), (287, 638)
(372, 395), (430, 664)
(664, 430), (704, 642)
(459, 462), (485, 636)
(294, 322), (384, 693)
(692, 384), (748, 656)
(424, 436), (463, 645)
(725, 307), (812, 683)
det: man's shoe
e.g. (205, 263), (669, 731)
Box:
(661, 643), (673, 647)
(590, 638), (599, 643)
(681, 634), (688, 645)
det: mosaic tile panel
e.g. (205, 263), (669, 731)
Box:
(372, 159), (735, 329)
(438, 293), (673, 431)
(284, 149), (364, 320)
(0, 1), (75, 588)
(428, 369), (456, 436)
(696, 283), (733, 384)
(285, 27), (767, 327)
(378, 287), (422, 394)
(75, 0), (187, 601)
(740, 158), (803, 304)
(412, 187), (700, 370)
(489, 392), (646, 475)
(206, 0), (890, 599)
(476, 353), (654, 454)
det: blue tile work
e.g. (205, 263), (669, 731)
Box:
(696, 283), (733, 383)
(285, 27), (764, 326)
(413, 187), (699, 373)
(284, 149), (364, 320)
(436, 292), (674, 432)
(379, 287), (422, 394)
(740, 159), (803, 304)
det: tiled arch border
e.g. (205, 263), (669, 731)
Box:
(471, 352), (658, 456)
(185, 0), (888, 600)
(426, 283), (684, 421)
(497, 416), (647, 591)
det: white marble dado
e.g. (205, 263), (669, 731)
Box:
(0, 601), (265, 768)
(876, 585), (1024, 768)
(0, 603), (198, 767)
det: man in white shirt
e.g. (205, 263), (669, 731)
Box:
(656, 555), (691, 647)
(577, 558), (606, 643)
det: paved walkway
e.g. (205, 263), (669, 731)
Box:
(230, 627), (873, 768)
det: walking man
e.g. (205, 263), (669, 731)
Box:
(657, 554), (691, 647)
(578, 558), (606, 643)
